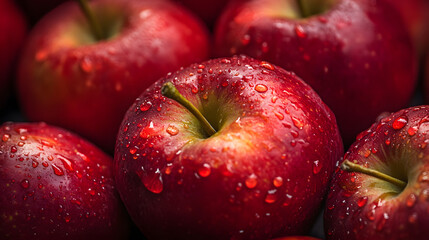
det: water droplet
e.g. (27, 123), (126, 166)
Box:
(76, 151), (89, 162)
(274, 111), (284, 120)
(80, 57), (93, 73)
(260, 61), (274, 70)
(385, 139), (391, 145)
(273, 176), (283, 187)
(140, 168), (163, 194)
(357, 196), (368, 207)
(197, 163), (211, 177)
(245, 174), (258, 189)
(409, 212), (418, 223)
(64, 215), (71, 223)
(261, 42), (269, 53)
(291, 116), (304, 129)
(366, 209), (375, 221)
(32, 160), (39, 168)
(191, 86), (198, 94)
(52, 164), (65, 176)
(129, 147), (137, 155)
(255, 84), (268, 93)
(376, 216), (387, 231)
(38, 184), (43, 189)
(406, 193), (417, 207)
(283, 194), (293, 206)
(407, 126), (418, 136)
(313, 160), (322, 174)
(295, 25), (307, 38)
(265, 189), (277, 203)
(418, 171), (429, 182)
(166, 125), (179, 136)
(20, 179), (29, 189)
(57, 155), (74, 171)
(88, 188), (96, 196)
(392, 116), (407, 130)
(2, 134), (10, 142)
(241, 34), (250, 45)
(140, 102), (152, 111)
(10, 146), (17, 153)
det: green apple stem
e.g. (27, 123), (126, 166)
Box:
(77, 0), (104, 40)
(296, 0), (310, 18)
(341, 160), (407, 189)
(161, 82), (217, 137)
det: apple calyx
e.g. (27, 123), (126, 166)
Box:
(77, 0), (104, 40)
(341, 160), (407, 189)
(161, 82), (217, 137)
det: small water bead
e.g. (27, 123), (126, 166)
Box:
(245, 174), (258, 189)
(409, 212), (418, 223)
(255, 84), (268, 93)
(283, 194), (293, 206)
(357, 196), (368, 207)
(80, 57), (93, 73)
(291, 116), (304, 129)
(408, 126), (418, 136)
(166, 125), (179, 136)
(273, 176), (283, 187)
(260, 61), (274, 70)
(264, 190), (277, 204)
(10, 146), (17, 153)
(2, 134), (10, 142)
(32, 160), (39, 168)
(52, 164), (65, 176)
(406, 193), (417, 207)
(418, 171), (429, 182)
(129, 147), (137, 155)
(313, 160), (322, 174)
(21, 179), (30, 189)
(197, 163), (211, 178)
(140, 102), (152, 111)
(295, 25), (307, 38)
(392, 116), (408, 130)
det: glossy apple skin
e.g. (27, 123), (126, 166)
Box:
(214, 0), (417, 145)
(0, 0), (27, 109)
(17, 0), (210, 152)
(383, 0), (429, 54)
(324, 106), (429, 239)
(0, 122), (130, 239)
(114, 55), (343, 239)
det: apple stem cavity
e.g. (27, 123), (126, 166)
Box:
(77, 0), (104, 40)
(296, 0), (310, 18)
(341, 160), (407, 189)
(161, 82), (217, 137)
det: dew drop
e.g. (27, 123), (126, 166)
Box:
(366, 209), (375, 221)
(129, 147), (137, 155)
(140, 168), (163, 194)
(261, 42), (269, 53)
(283, 194), (293, 206)
(295, 25), (307, 38)
(241, 34), (250, 45)
(140, 102), (152, 111)
(255, 84), (268, 93)
(197, 163), (211, 178)
(409, 212), (418, 223)
(406, 193), (417, 207)
(2, 134), (10, 142)
(57, 155), (74, 171)
(88, 188), (96, 196)
(52, 164), (64, 176)
(32, 160), (39, 168)
(273, 176), (283, 187)
(392, 116), (407, 130)
(408, 126), (418, 136)
(80, 57), (93, 73)
(265, 189), (277, 204)
(260, 61), (274, 70)
(245, 174), (258, 189)
(10, 146), (17, 153)
(312, 160), (322, 174)
(166, 125), (179, 136)
(274, 111), (284, 120)
(20, 179), (30, 189)
(64, 215), (71, 223)
(357, 196), (368, 207)
(291, 116), (304, 129)
(418, 171), (429, 182)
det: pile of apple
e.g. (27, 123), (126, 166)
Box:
(1, 0), (429, 239)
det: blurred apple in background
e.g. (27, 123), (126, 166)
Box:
(17, 0), (210, 152)
(15, 0), (67, 25)
(214, 0), (417, 145)
(174, 0), (230, 30)
(325, 105), (429, 239)
(0, 122), (130, 239)
(114, 55), (343, 239)
(0, 0), (27, 110)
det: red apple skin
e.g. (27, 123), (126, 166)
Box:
(214, 0), (417, 145)
(17, 0), (210, 152)
(0, 122), (130, 239)
(15, 0), (67, 25)
(0, 0), (27, 109)
(114, 55), (343, 239)
(383, 0), (429, 55)
(324, 106), (429, 239)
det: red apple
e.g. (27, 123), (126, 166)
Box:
(324, 105), (429, 239)
(114, 55), (343, 239)
(383, 0), (429, 55)
(214, 0), (418, 145)
(17, 0), (210, 152)
(0, 0), (27, 109)
(0, 122), (130, 239)
(15, 0), (67, 25)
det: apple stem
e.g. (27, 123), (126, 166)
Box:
(77, 0), (104, 40)
(161, 82), (217, 137)
(341, 160), (407, 189)
(296, 0), (310, 18)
